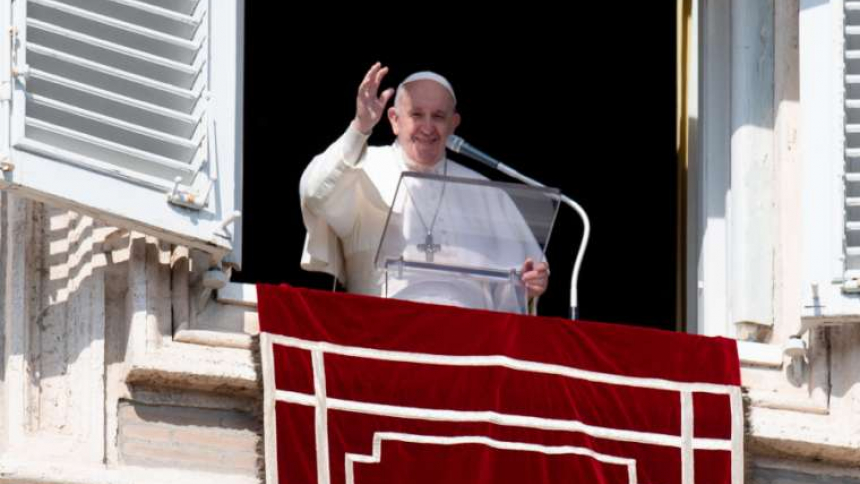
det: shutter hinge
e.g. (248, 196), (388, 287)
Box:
(167, 176), (206, 210)
(0, 158), (14, 172)
(843, 278), (860, 293)
(11, 64), (29, 79)
(9, 26), (28, 81)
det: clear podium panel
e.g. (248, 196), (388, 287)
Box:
(375, 172), (560, 314)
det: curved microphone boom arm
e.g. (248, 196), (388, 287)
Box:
(446, 135), (590, 319)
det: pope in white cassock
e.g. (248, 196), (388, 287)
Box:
(299, 63), (550, 313)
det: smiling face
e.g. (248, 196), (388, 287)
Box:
(387, 80), (461, 168)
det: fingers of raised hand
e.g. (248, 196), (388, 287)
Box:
(359, 63), (389, 100)
(374, 65), (389, 88)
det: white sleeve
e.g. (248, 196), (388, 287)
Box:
(298, 124), (370, 281)
(300, 123), (369, 233)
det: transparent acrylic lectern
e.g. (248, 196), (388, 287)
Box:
(374, 172), (560, 314)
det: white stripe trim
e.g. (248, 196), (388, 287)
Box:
(260, 333), (279, 484)
(344, 432), (639, 484)
(312, 351), (331, 484)
(276, 389), (732, 451)
(268, 334), (737, 395)
(681, 391), (694, 484)
(730, 388), (745, 484)
(279, 390), (315, 406)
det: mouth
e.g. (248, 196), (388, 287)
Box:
(412, 136), (439, 147)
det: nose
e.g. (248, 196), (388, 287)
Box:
(417, 116), (437, 133)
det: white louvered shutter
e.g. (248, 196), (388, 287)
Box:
(801, 0), (860, 317)
(1, 0), (243, 265)
(845, 1), (860, 281)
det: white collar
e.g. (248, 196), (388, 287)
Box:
(393, 141), (447, 175)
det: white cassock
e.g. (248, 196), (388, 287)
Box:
(300, 124), (544, 313)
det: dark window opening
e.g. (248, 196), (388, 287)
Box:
(236, 6), (678, 331)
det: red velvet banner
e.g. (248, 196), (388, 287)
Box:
(258, 284), (742, 484)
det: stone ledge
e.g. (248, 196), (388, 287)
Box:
(746, 389), (828, 415)
(0, 462), (259, 484)
(216, 283), (257, 308)
(747, 406), (860, 466)
(126, 343), (259, 396)
(738, 340), (783, 368)
(173, 328), (254, 350)
(751, 455), (860, 483)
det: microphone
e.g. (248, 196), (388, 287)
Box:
(446, 135), (501, 169)
(445, 134), (591, 320)
(446, 134), (544, 191)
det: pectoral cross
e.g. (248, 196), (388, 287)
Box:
(417, 233), (441, 262)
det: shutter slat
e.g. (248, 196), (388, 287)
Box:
(25, 118), (195, 175)
(134, 0), (200, 16)
(106, 0), (202, 23)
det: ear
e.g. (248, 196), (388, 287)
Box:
(451, 112), (461, 132)
(387, 107), (399, 135)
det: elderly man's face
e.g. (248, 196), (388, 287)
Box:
(388, 80), (460, 168)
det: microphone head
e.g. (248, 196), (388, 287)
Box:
(446, 134), (464, 153)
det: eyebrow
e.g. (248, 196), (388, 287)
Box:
(408, 108), (449, 115)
